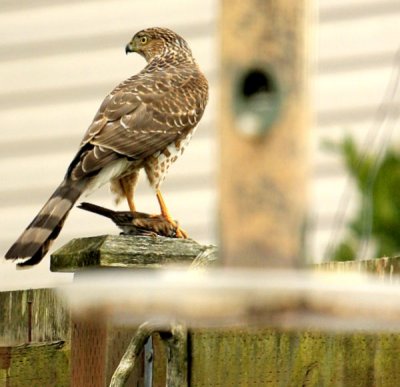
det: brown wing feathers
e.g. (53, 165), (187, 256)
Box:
(4, 27), (208, 266)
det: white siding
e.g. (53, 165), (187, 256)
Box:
(312, 0), (400, 260)
(1, 0), (399, 284)
(0, 0), (218, 284)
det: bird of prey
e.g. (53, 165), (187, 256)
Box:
(5, 27), (209, 267)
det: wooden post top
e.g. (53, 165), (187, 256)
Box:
(50, 234), (217, 273)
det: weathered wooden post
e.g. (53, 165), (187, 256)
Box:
(4, 247), (400, 385)
(0, 288), (70, 385)
(51, 235), (214, 386)
(219, 0), (310, 267)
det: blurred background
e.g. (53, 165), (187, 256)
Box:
(1, 0), (400, 282)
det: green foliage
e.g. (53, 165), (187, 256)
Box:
(328, 137), (400, 261)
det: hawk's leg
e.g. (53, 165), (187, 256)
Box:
(156, 189), (188, 238)
(120, 177), (136, 213)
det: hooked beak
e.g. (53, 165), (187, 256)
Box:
(125, 41), (136, 55)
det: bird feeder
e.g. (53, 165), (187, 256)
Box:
(219, 0), (310, 267)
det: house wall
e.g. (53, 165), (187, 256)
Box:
(1, 0), (399, 283)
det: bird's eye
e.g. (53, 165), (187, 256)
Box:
(140, 36), (148, 45)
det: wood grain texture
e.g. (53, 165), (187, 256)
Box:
(3, 236), (400, 385)
(190, 255), (400, 386)
(0, 341), (69, 387)
(50, 234), (214, 272)
(317, 255), (400, 277)
(109, 322), (154, 387)
(190, 329), (400, 387)
(0, 288), (70, 346)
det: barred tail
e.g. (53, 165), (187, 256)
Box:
(5, 179), (86, 267)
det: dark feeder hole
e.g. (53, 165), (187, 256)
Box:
(235, 68), (281, 137)
(242, 70), (274, 98)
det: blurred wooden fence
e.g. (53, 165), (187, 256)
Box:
(1, 237), (400, 386)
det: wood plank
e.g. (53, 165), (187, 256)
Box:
(0, 289), (69, 344)
(0, 341), (70, 386)
(51, 235), (211, 272)
(191, 329), (400, 387)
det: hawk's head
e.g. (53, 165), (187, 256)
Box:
(125, 27), (192, 63)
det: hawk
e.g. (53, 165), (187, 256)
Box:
(5, 27), (209, 266)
